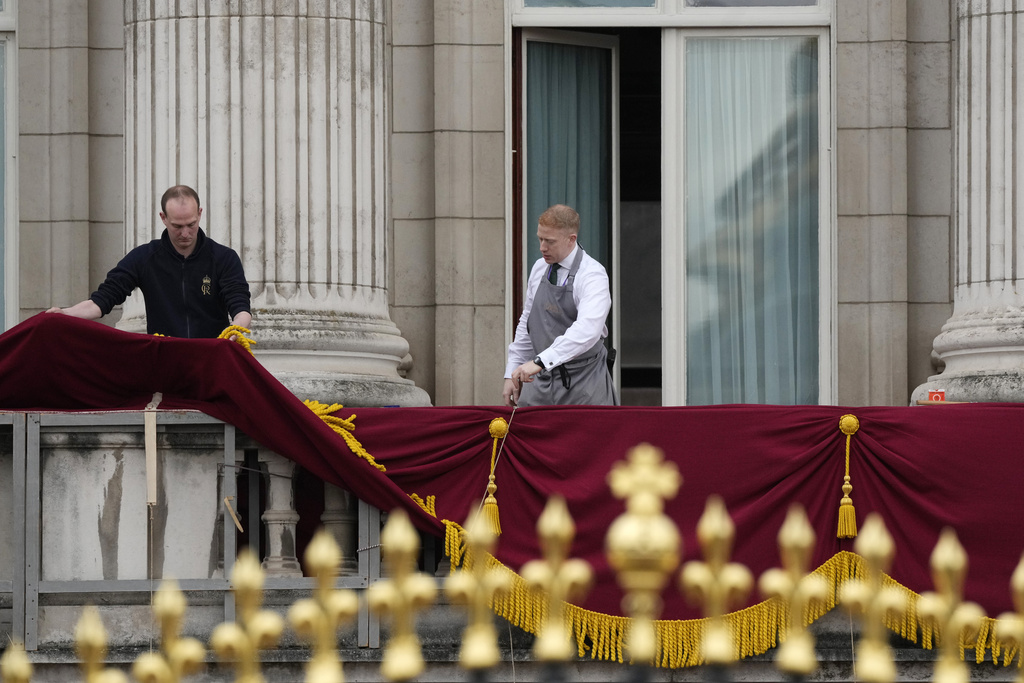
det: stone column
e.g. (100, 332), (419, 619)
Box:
(123, 1), (430, 407)
(321, 483), (359, 575)
(913, 0), (1024, 402)
(259, 451), (301, 577)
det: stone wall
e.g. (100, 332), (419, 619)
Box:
(18, 0), (124, 322)
(389, 0), (507, 406)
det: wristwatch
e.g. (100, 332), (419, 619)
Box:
(533, 355), (545, 369)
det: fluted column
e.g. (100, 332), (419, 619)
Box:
(123, 1), (429, 406)
(914, 0), (1024, 402)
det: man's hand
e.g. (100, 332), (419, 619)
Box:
(511, 360), (543, 385)
(502, 378), (521, 408)
(46, 300), (102, 320)
(228, 311), (253, 341)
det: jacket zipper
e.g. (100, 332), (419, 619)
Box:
(181, 260), (190, 338)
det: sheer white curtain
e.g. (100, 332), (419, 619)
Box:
(525, 40), (611, 267)
(684, 37), (819, 404)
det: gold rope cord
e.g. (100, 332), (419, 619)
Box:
(442, 522), (1013, 669)
(218, 325), (256, 354)
(409, 493), (437, 517)
(303, 400), (386, 472)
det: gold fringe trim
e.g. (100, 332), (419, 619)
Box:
(409, 493), (436, 518)
(302, 400), (385, 472)
(218, 325), (256, 354)
(437, 535), (1019, 669)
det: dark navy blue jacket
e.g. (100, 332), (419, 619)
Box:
(90, 228), (251, 338)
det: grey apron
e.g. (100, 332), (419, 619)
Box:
(518, 248), (618, 407)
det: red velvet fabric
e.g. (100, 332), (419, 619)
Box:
(2, 314), (1023, 622)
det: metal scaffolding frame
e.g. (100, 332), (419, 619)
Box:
(1, 409), (382, 651)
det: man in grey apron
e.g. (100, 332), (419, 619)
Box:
(503, 205), (618, 407)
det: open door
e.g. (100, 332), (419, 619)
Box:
(517, 28), (621, 389)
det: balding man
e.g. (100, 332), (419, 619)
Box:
(48, 185), (251, 338)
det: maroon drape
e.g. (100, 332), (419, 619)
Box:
(3, 314), (1023, 622)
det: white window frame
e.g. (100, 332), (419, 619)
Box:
(512, 0), (832, 29)
(0, 3), (17, 332)
(506, 3), (836, 406)
(661, 26), (835, 405)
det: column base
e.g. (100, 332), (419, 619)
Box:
(911, 370), (1024, 404)
(117, 300), (433, 407)
(914, 295), (1024, 404)
(269, 371), (430, 407)
(261, 556), (303, 577)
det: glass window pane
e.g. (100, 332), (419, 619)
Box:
(688, 0), (815, 6)
(525, 0), (656, 7)
(525, 40), (612, 269)
(684, 36), (819, 405)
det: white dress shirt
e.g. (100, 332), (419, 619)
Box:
(505, 245), (611, 377)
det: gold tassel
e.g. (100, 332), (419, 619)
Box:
(837, 414), (860, 538)
(483, 418), (508, 536)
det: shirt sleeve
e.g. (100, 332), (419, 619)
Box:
(536, 255), (610, 370)
(217, 247), (252, 318)
(505, 260), (546, 377)
(89, 249), (145, 316)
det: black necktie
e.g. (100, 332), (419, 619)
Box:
(548, 264), (559, 285)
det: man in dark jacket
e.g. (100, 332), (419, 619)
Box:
(47, 185), (251, 338)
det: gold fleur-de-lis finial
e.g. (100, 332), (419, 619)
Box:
(367, 509), (438, 682)
(839, 513), (906, 683)
(605, 443), (683, 664)
(758, 505), (829, 675)
(680, 496), (753, 665)
(995, 553), (1024, 683)
(445, 509), (513, 670)
(132, 580), (206, 683)
(288, 530), (359, 683)
(521, 496), (594, 663)
(0, 641), (33, 683)
(75, 606), (129, 683)
(209, 550), (285, 683)
(917, 528), (986, 683)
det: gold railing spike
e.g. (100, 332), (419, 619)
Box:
(209, 549), (285, 683)
(75, 605), (128, 683)
(995, 553), (1024, 683)
(521, 495), (594, 663)
(758, 504), (828, 675)
(680, 495), (753, 665)
(288, 530), (359, 683)
(132, 579), (206, 683)
(605, 443), (683, 665)
(839, 513), (905, 683)
(367, 509), (437, 682)
(918, 528), (985, 683)
(446, 509), (513, 670)
(0, 640), (33, 683)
